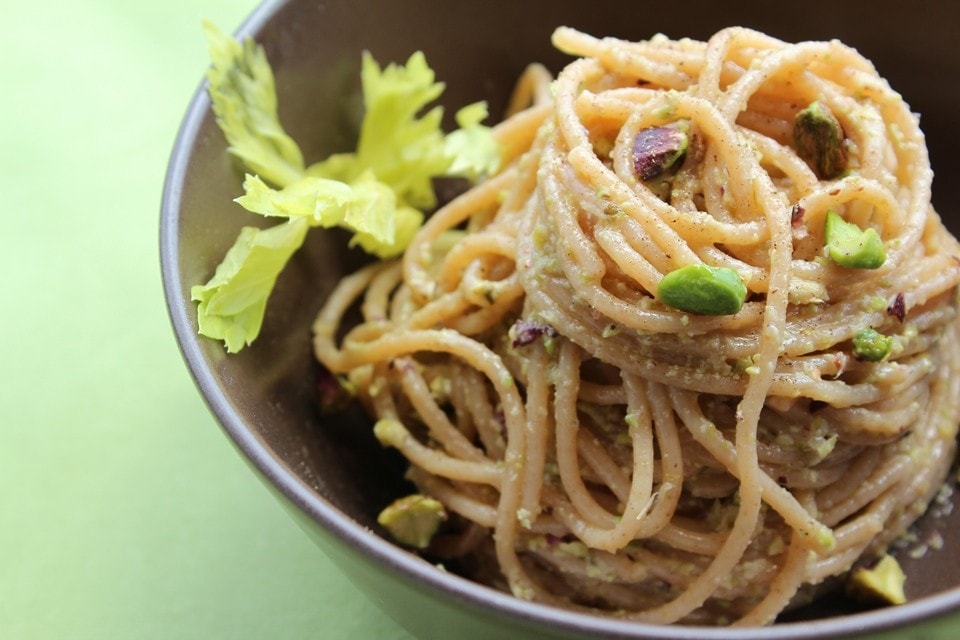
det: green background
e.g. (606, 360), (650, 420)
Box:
(1, 1), (413, 638)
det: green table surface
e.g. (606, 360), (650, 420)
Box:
(1, 1), (413, 638)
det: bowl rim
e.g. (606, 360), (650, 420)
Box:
(159, 1), (960, 637)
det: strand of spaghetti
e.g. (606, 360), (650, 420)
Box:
(336, 326), (543, 602)
(373, 418), (501, 485)
(444, 362), (479, 443)
(652, 86), (798, 620)
(830, 511), (887, 554)
(360, 261), (403, 321)
(394, 356), (490, 462)
(653, 522), (725, 556)
(738, 127), (817, 193)
(577, 380), (627, 405)
(496, 98), (554, 164)
(718, 40), (871, 123)
(554, 59), (702, 268)
(592, 224), (665, 295)
(521, 277), (905, 406)
(365, 361), (397, 420)
(437, 231), (517, 294)
(819, 454), (913, 525)
(409, 468), (498, 527)
(575, 427), (635, 505)
(454, 363), (507, 459)
(668, 387), (835, 551)
(548, 345), (695, 552)
(459, 254), (517, 309)
(552, 30), (700, 91)
(504, 63), (554, 116)
(403, 167), (516, 301)
(538, 163), (761, 333)
(554, 341), (622, 528)
(633, 379), (685, 537)
(734, 535), (813, 626)
(815, 448), (882, 511)
(517, 341), (551, 525)
(313, 261), (394, 364)
(444, 280), (523, 336)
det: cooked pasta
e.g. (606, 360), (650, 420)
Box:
(312, 26), (960, 625)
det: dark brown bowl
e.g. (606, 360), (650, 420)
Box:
(161, 0), (960, 637)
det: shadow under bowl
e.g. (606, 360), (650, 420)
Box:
(161, 0), (960, 638)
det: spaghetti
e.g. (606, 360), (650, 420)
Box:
(312, 26), (960, 625)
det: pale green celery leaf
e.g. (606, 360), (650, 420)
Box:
(203, 21), (304, 188)
(304, 152), (358, 183)
(444, 102), (500, 180)
(194, 39), (502, 352)
(304, 51), (499, 210)
(341, 172), (398, 244)
(191, 218), (309, 353)
(235, 171), (409, 254)
(235, 174), (353, 227)
(350, 205), (425, 259)
(353, 51), (453, 209)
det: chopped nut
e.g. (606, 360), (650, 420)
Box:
(846, 555), (907, 606)
(853, 328), (893, 362)
(887, 292), (906, 322)
(824, 210), (886, 269)
(510, 319), (558, 348)
(377, 494), (447, 549)
(793, 100), (847, 179)
(632, 125), (689, 181)
(657, 264), (748, 316)
(315, 365), (356, 415)
(791, 204), (805, 226)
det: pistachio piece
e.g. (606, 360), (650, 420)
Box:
(315, 365), (356, 415)
(793, 100), (847, 179)
(853, 328), (893, 362)
(510, 319), (559, 348)
(846, 555), (907, 606)
(657, 264), (748, 316)
(632, 126), (689, 181)
(824, 210), (885, 269)
(887, 292), (906, 322)
(377, 494), (447, 549)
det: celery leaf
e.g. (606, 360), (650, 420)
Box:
(194, 28), (501, 352)
(444, 102), (501, 180)
(191, 219), (309, 353)
(235, 174), (353, 227)
(203, 21), (304, 188)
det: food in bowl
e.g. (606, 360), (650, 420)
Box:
(192, 22), (960, 626)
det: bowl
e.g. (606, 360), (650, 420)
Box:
(161, 0), (960, 638)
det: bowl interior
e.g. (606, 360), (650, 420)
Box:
(163, 0), (960, 635)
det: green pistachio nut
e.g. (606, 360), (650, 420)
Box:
(824, 210), (886, 269)
(657, 264), (748, 316)
(794, 100), (847, 179)
(852, 328), (893, 362)
(377, 494), (447, 549)
(846, 555), (907, 605)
